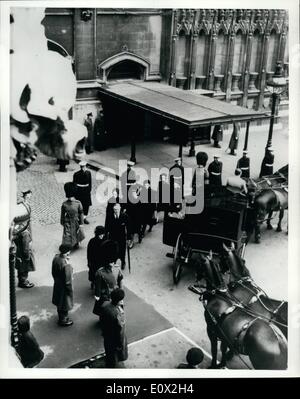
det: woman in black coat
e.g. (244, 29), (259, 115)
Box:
(87, 225), (106, 289)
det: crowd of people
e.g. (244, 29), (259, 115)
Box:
(13, 121), (276, 368)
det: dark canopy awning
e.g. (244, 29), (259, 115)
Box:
(98, 81), (269, 128)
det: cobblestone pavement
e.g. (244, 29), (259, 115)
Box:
(17, 155), (106, 225)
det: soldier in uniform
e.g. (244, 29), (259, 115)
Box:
(208, 154), (223, 186)
(73, 160), (92, 224)
(169, 158), (184, 201)
(237, 150), (250, 179)
(93, 240), (123, 320)
(227, 122), (240, 155)
(51, 244), (74, 327)
(101, 288), (128, 368)
(61, 182), (84, 249)
(84, 112), (94, 154)
(119, 160), (136, 200)
(211, 124), (223, 148)
(15, 190), (35, 288)
(192, 151), (209, 195)
(93, 109), (107, 151)
(259, 147), (274, 178)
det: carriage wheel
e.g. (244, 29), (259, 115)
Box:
(173, 234), (184, 284)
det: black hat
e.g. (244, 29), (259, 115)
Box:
(111, 288), (125, 304)
(196, 151), (208, 166)
(102, 239), (119, 263)
(59, 244), (72, 254)
(18, 315), (30, 333)
(64, 182), (77, 198)
(186, 347), (204, 366)
(22, 190), (32, 197)
(87, 112), (93, 117)
(95, 225), (105, 236)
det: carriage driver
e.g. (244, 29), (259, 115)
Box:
(226, 168), (248, 195)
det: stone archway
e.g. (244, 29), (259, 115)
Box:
(98, 51), (151, 82)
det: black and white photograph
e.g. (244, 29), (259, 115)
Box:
(0, 0), (299, 378)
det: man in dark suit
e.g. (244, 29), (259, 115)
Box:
(73, 160), (92, 224)
(101, 288), (128, 368)
(105, 203), (129, 270)
(208, 154), (223, 186)
(119, 160), (136, 200)
(140, 180), (157, 237)
(52, 244), (73, 327)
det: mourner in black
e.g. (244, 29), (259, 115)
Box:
(119, 160), (136, 200)
(157, 173), (170, 217)
(126, 185), (143, 244)
(87, 225), (106, 289)
(237, 150), (250, 178)
(211, 124), (223, 148)
(101, 288), (128, 368)
(105, 203), (129, 269)
(84, 112), (94, 153)
(177, 347), (204, 369)
(192, 151), (209, 195)
(105, 187), (123, 225)
(169, 158), (184, 201)
(52, 244), (74, 327)
(17, 316), (44, 368)
(208, 154), (223, 186)
(227, 123), (240, 155)
(73, 160), (92, 224)
(140, 180), (157, 237)
(259, 147), (275, 178)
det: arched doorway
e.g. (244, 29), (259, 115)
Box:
(98, 51), (150, 83)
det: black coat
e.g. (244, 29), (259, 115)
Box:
(87, 236), (106, 282)
(140, 187), (157, 225)
(105, 212), (129, 262)
(101, 303), (128, 365)
(18, 331), (44, 368)
(73, 169), (92, 208)
(52, 254), (73, 311)
(212, 125), (223, 142)
(237, 157), (250, 178)
(208, 160), (223, 186)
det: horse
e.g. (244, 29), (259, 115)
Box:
(253, 188), (288, 243)
(192, 253), (287, 369)
(220, 243), (288, 339)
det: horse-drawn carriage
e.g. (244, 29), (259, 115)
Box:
(163, 186), (249, 284)
(163, 165), (288, 284)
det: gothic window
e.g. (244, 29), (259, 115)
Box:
(249, 30), (263, 73)
(232, 30), (246, 74)
(176, 31), (187, 76)
(195, 30), (208, 77)
(266, 29), (279, 72)
(214, 30), (228, 75)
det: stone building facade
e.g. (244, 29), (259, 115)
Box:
(43, 8), (289, 126)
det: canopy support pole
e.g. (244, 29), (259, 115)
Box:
(130, 136), (136, 164)
(243, 121), (250, 151)
(189, 128), (196, 157)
